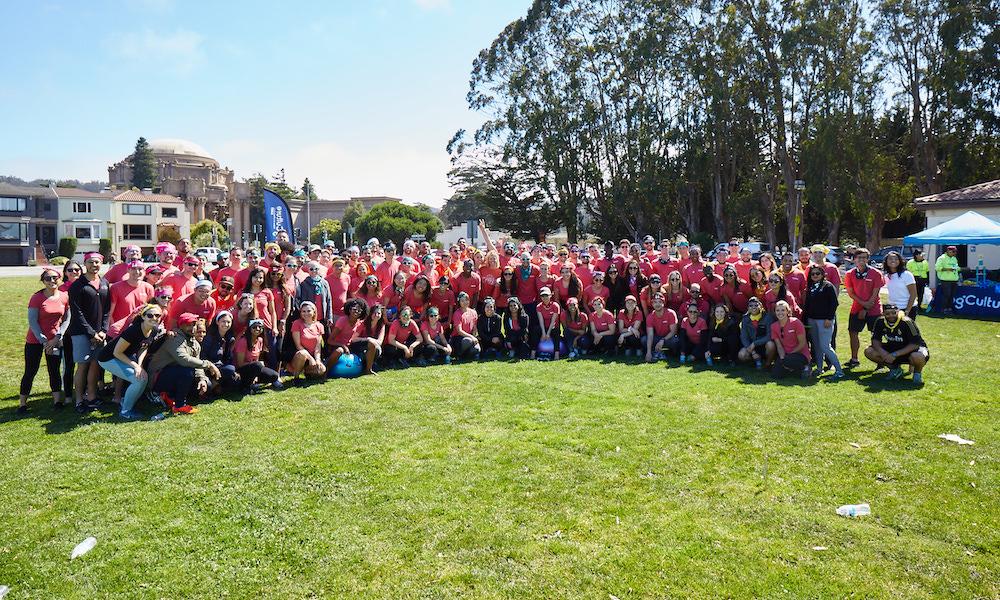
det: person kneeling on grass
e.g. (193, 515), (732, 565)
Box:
(97, 304), (164, 420)
(148, 312), (223, 413)
(705, 304), (740, 366)
(450, 292), (481, 361)
(738, 297), (772, 369)
(385, 306), (422, 367)
(422, 306), (453, 364)
(288, 301), (326, 382)
(678, 302), (707, 365)
(476, 298), (504, 359)
(562, 297), (590, 358)
(233, 319), (283, 394)
(588, 296), (617, 356)
(864, 303), (929, 385)
(766, 300), (811, 379)
(616, 295), (644, 357)
(643, 292), (679, 362)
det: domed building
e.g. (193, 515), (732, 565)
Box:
(108, 138), (252, 241)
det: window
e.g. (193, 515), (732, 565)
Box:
(73, 201), (92, 214)
(123, 203), (151, 216)
(74, 225), (101, 240)
(1, 197), (27, 212)
(123, 224), (151, 240)
(161, 207), (178, 218)
(39, 226), (56, 244)
(0, 222), (28, 241)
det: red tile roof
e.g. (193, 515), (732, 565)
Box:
(914, 179), (1000, 209)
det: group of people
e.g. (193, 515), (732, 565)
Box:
(17, 225), (932, 420)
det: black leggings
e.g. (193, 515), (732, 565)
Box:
(449, 335), (480, 360)
(21, 343), (62, 396)
(237, 361), (279, 389)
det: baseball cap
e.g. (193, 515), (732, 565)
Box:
(539, 286), (552, 296)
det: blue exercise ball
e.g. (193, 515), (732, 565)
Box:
(537, 338), (555, 355)
(558, 340), (568, 355)
(333, 353), (363, 378)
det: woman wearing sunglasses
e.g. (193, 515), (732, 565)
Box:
(288, 301), (327, 381)
(802, 264), (844, 379)
(764, 272), (800, 318)
(18, 268), (70, 413)
(678, 301), (707, 364)
(767, 300), (811, 379)
(97, 304), (164, 420)
(234, 318), (282, 393)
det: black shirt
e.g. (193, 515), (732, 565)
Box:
(67, 275), (110, 337)
(98, 321), (157, 363)
(872, 316), (925, 353)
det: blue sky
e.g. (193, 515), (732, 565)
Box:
(0, 0), (529, 205)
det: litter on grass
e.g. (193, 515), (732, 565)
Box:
(938, 434), (975, 445)
(71, 536), (97, 559)
(0, 584), (9, 599)
(836, 503), (871, 517)
(811, 546), (828, 551)
(849, 442), (861, 448)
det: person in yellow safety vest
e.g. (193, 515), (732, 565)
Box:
(907, 249), (930, 312)
(934, 245), (961, 314)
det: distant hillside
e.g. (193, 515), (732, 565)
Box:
(0, 175), (106, 193)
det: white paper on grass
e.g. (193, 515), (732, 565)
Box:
(71, 536), (97, 559)
(0, 584), (9, 599)
(938, 434), (975, 445)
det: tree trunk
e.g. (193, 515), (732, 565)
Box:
(826, 215), (841, 245)
(865, 214), (884, 252)
(712, 170), (727, 241)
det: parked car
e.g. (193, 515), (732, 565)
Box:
(194, 246), (222, 264)
(706, 241), (772, 260)
(825, 246), (845, 266)
(869, 245), (920, 270)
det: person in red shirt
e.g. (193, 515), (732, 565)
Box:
(211, 275), (238, 314)
(450, 292), (481, 361)
(355, 274), (384, 309)
(553, 263), (583, 309)
(234, 249), (263, 291)
(843, 247), (885, 368)
(641, 235), (659, 260)
(108, 261), (155, 337)
(681, 246), (707, 286)
(678, 302), (708, 364)
(430, 276), (457, 330)
(719, 265), (751, 314)
(234, 319), (281, 393)
(561, 297), (590, 358)
(513, 253), (540, 312)
(326, 258), (352, 318)
(404, 275), (433, 321)
(172, 238), (193, 268)
(725, 240), (742, 263)
(419, 306), (452, 364)
(19, 268), (70, 412)
(643, 292), (679, 362)
(385, 306), (423, 367)
(764, 272), (801, 318)
(288, 301), (326, 380)
(479, 252), (502, 304)
(686, 284), (711, 318)
(162, 256), (200, 299)
(213, 248), (244, 285)
(375, 245), (400, 290)
(535, 287), (562, 360)
(154, 242), (178, 278)
(582, 271), (611, 314)
(575, 252), (596, 288)
(766, 300), (811, 378)
(662, 271), (690, 316)
(810, 244), (842, 289)
(382, 271), (408, 319)
(105, 244), (143, 284)
(777, 253), (807, 305)
(453, 259), (482, 306)
(167, 280), (217, 329)
(650, 240), (680, 282)
(734, 247), (757, 281)
(698, 264), (725, 306)
(325, 298), (371, 373)
(588, 296), (617, 355)
(794, 246), (812, 274)
(616, 295), (644, 356)
(712, 248), (731, 275)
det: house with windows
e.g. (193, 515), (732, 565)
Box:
(55, 187), (116, 259)
(111, 189), (189, 256)
(0, 183), (59, 265)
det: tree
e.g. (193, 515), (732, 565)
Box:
(98, 238), (112, 262)
(342, 200), (366, 229)
(355, 202), (443, 249)
(190, 219), (230, 248)
(243, 171), (298, 232)
(310, 218), (342, 245)
(130, 137), (158, 190)
(157, 225), (181, 245)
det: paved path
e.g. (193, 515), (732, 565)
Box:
(0, 265), (116, 278)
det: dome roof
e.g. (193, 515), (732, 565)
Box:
(147, 138), (215, 161)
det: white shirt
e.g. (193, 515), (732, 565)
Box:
(886, 270), (916, 308)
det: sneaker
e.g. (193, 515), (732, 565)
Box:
(801, 367), (813, 379)
(568, 350), (577, 359)
(271, 380), (285, 391)
(706, 356), (714, 366)
(16, 405), (29, 415)
(444, 355), (452, 365)
(119, 410), (143, 421)
(679, 354), (687, 364)
(913, 372), (923, 385)
(832, 371), (845, 380)
(53, 401), (66, 410)
(845, 359), (860, 369)
(159, 392), (176, 412)
(754, 359), (762, 370)
(415, 358), (428, 367)
(887, 367), (904, 380)
(173, 404), (197, 414)
(75, 402), (93, 415)
(399, 358), (410, 368)
(248, 384), (263, 395)
(508, 350), (515, 359)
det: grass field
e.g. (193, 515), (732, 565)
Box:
(1, 275), (998, 598)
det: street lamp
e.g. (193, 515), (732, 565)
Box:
(793, 179), (806, 249)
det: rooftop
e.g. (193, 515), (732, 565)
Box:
(914, 179), (1000, 210)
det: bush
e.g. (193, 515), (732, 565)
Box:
(26, 259), (37, 267)
(49, 256), (68, 266)
(58, 237), (77, 259)
(99, 238), (112, 261)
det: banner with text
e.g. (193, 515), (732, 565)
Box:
(263, 189), (294, 244)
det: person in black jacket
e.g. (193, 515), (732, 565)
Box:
(705, 304), (740, 365)
(802, 265), (843, 379)
(477, 297), (504, 358)
(504, 297), (531, 358)
(66, 252), (111, 413)
(201, 311), (239, 393)
(738, 297), (773, 368)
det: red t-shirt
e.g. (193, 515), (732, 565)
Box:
(26, 290), (68, 344)
(681, 261), (707, 286)
(453, 272), (482, 303)
(650, 258), (680, 281)
(582, 284), (610, 311)
(452, 308), (478, 336)
(698, 275), (724, 304)
(514, 265), (540, 304)
(292, 319), (325, 355)
(327, 273), (352, 316)
(764, 288), (801, 318)
(430, 288), (456, 321)
(162, 273), (197, 299)
(770, 317), (811, 361)
(780, 269), (808, 305)
(575, 264), (595, 288)
(211, 289), (237, 314)
(403, 285), (430, 317)
(167, 293), (217, 329)
(250, 289), (275, 329)
(420, 319), (445, 341)
(561, 310), (589, 333)
(845, 267), (885, 315)
(109, 280), (154, 336)
(734, 259), (757, 282)
(590, 310), (615, 333)
(234, 335), (264, 365)
(375, 258), (399, 290)
(720, 282), (752, 314)
(329, 316), (365, 346)
(212, 265), (241, 285)
(617, 308), (643, 332)
(104, 262), (130, 285)
(537, 300), (561, 329)
(680, 317), (707, 344)
(645, 309), (678, 337)
(388, 319), (421, 343)
(479, 267), (501, 301)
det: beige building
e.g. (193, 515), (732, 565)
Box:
(110, 189), (190, 255)
(108, 138), (251, 242)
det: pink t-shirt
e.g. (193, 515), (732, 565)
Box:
(109, 280), (154, 336)
(26, 290), (68, 344)
(388, 319), (421, 343)
(234, 335), (264, 366)
(770, 317), (811, 361)
(292, 319), (325, 355)
(251, 289), (275, 329)
(451, 308), (478, 336)
(590, 310), (615, 333)
(329, 316), (366, 346)
(680, 317), (707, 344)
(645, 309), (678, 337)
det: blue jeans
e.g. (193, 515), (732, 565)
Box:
(98, 358), (148, 413)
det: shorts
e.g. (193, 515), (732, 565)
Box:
(848, 313), (879, 333)
(891, 346), (930, 366)
(71, 334), (96, 364)
(349, 340), (376, 357)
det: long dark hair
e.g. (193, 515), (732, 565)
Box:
(768, 271), (789, 302)
(342, 298), (368, 322)
(365, 303), (386, 337)
(62, 260), (81, 283)
(242, 267), (267, 293)
(409, 275), (433, 304)
(722, 265), (742, 292)
(499, 268), (517, 295)
(884, 251), (906, 277)
(207, 311), (235, 341)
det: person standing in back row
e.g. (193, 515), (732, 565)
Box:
(935, 245), (960, 314)
(67, 252), (111, 413)
(907, 249), (930, 313)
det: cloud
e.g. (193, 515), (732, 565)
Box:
(413, 0), (450, 10)
(103, 28), (204, 75)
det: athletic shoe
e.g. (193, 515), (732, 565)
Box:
(844, 359), (860, 368)
(801, 367), (812, 379)
(399, 358), (410, 368)
(754, 359), (762, 370)
(119, 410), (143, 421)
(16, 405), (29, 415)
(832, 371), (845, 380)
(159, 392), (176, 412)
(53, 401), (65, 410)
(75, 403), (93, 415)
(568, 350), (577, 359)
(913, 372), (923, 385)
(679, 354), (687, 364)
(887, 367), (904, 380)
(508, 350), (515, 359)
(706, 356), (714, 366)
(271, 380), (285, 391)
(444, 355), (452, 364)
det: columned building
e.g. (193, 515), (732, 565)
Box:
(108, 138), (251, 242)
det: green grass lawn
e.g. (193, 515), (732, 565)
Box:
(1, 275), (998, 598)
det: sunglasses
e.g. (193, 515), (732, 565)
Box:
(503, 273), (513, 276)
(220, 284), (234, 290)
(309, 267), (320, 271)
(185, 262), (200, 267)
(43, 275), (60, 282)
(769, 278), (781, 283)
(251, 323), (264, 328)
(66, 268), (81, 273)
(607, 270), (618, 274)
(285, 263), (297, 268)
(156, 295), (172, 300)
(144, 313), (163, 320)
(629, 266), (638, 270)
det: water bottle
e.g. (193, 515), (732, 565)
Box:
(150, 412), (169, 421)
(836, 503), (871, 517)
